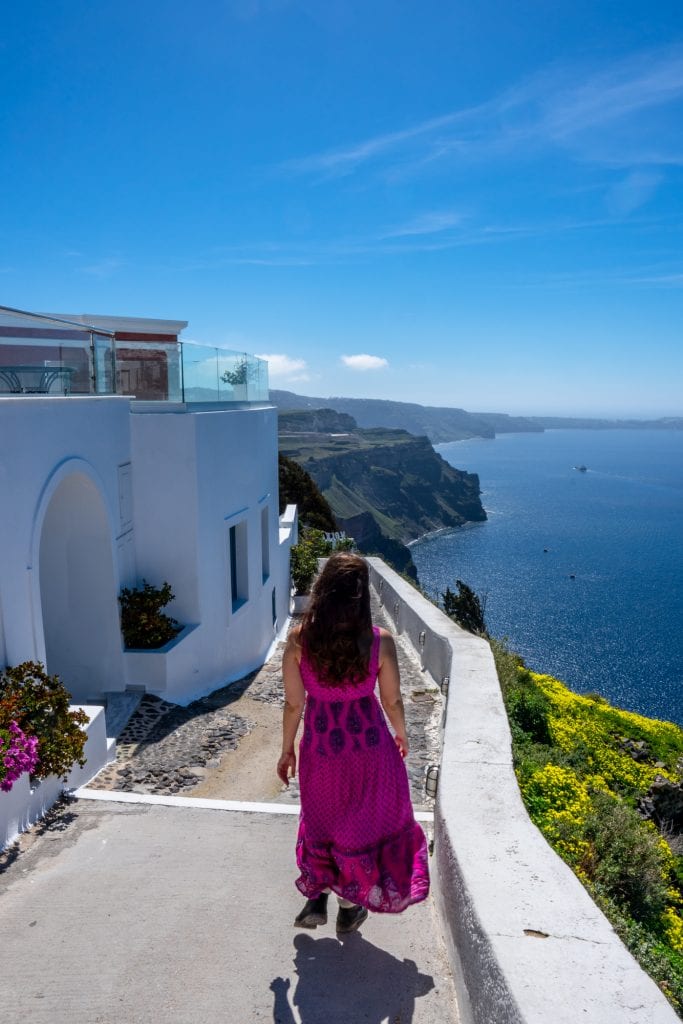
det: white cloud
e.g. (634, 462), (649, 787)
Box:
(341, 354), (389, 371)
(255, 353), (309, 381)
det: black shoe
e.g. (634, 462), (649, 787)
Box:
(294, 893), (329, 928)
(336, 904), (369, 934)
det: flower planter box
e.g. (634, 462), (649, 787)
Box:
(291, 594), (310, 615)
(123, 623), (200, 701)
(0, 704), (110, 851)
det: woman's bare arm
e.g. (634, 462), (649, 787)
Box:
(277, 627), (306, 785)
(377, 629), (409, 757)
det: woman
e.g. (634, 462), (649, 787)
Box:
(277, 553), (429, 935)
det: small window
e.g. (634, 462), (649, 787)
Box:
(229, 521), (249, 612)
(261, 505), (270, 583)
(271, 587), (277, 627)
(118, 463), (133, 531)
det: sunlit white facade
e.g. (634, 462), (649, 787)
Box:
(0, 311), (295, 707)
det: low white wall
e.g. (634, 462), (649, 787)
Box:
(124, 624), (201, 703)
(366, 558), (678, 1024)
(0, 704), (112, 851)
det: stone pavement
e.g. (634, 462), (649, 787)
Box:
(0, 798), (459, 1024)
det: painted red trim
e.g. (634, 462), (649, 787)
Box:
(113, 332), (178, 343)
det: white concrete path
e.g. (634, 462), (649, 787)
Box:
(1, 796), (458, 1024)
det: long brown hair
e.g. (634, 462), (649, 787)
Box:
(301, 553), (373, 685)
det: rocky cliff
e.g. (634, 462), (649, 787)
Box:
(278, 423), (486, 577)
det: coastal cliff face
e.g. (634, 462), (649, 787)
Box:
(278, 424), (486, 571)
(302, 432), (485, 541)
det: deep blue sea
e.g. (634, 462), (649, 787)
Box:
(411, 430), (683, 725)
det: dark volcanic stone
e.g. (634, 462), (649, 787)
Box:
(639, 777), (683, 833)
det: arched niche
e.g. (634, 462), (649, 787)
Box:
(38, 471), (123, 701)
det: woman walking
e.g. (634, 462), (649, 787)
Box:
(277, 553), (429, 934)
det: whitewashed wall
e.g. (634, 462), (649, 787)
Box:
(0, 395), (292, 708)
(129, 403), (290, 703)
(0, 396), (130, 700)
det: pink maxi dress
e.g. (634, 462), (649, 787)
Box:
(295, 626), (430, 912)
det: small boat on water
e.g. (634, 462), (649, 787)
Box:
(574, 464), (588, 472)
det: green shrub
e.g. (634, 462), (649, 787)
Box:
(290, 542), (320, 595)
(492, 643), (553, 747)
(289, 528), (357, 594)
(334, 536), (355, 552)
(582, 792), (670, 925)
(119, 580), (181, 650)
(290, 529), (335, 595)
(441, 579), (487, 635)
(0, 662), (88, 780)
(507, 680), (553, 746)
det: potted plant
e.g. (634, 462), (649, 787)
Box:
(118, 580), (181, 650)
(290, 542), (319, 612)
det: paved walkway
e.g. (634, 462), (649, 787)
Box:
(0, 594), (458, 1022)
(1, 798), (459, 1023)
(88, 594), (443, 810)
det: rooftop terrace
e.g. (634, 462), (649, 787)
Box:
(0, 306), (269, 405)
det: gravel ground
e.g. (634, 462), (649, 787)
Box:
(88, 590), (444, 809)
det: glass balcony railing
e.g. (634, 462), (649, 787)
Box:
(0, 307), (269, 405)
(179, 344), (269, 404)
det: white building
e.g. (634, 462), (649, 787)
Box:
(0, 307), (296, 708)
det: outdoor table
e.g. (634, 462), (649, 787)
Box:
(0, 365), (76, 394)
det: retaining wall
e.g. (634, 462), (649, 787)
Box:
(366, 558), (678, 1024)
(0, 705), (112, 851)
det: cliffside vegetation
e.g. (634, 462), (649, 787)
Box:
(442, 580), (488, 635)
(493, 642), (683, 1016)
(439, 586), (683, 1014)
(278, 453), (337, 533)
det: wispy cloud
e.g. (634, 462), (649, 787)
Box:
(282, 110), (472, 177)
(606, 171), (663, 216)
(193, 209), (658, 267)
(283, 45), (683, 179)
(541, 52), (683, 141)
(341, 353), (388, 371)
(628, 271), (683, 286)
(255, 352), (309, 381)
(509, 258), (683, 290)
(378, 210), (464, 239)
(79, 257), (123, 278)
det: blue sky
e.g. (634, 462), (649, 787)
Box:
(2, 1), (683, 417)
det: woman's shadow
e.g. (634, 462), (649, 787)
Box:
(270, 932), (435, 1024)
